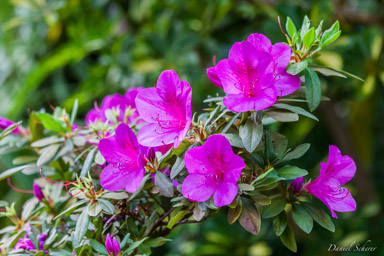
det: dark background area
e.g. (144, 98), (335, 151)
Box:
(0, 0), (383, 255)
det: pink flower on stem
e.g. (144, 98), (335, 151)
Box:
(213, 41), (277, 112)
(304, 145), (357, 218)
(182, 135), (246, 207)
(85, 87), (144, 126)
(105, 234), (120, 256)
(207, 33), (301, 111)
(135, 70), (192, 148)
(98, 123), (144, 193)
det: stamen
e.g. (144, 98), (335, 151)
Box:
(7, 177), (33, 194)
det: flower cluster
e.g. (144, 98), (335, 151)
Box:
(0, 17), (359, 255)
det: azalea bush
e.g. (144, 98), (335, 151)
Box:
(0, 16), (363, 255)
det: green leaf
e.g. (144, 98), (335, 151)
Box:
(31, 137), (64, 147)
(145, 237), (171, 248)
(126, 237), (148, 255)
(29, 112), (44, 142)
(303, 27), (316, 48)
(310, 64), (364, 82)
(252, 168), (275, 185)
(87, 202), (101, 216)
(228, 199), (243, 224)
(239, 199), (261, 235)
(204, 105), (221, 131)
(53, 200), (87, 221)
(265, 110), (299, 122)
(254, 169), (284, 188)
(101, 192), (129, 200)
(292, 204), (313, 233)
(89, 239), (108, 254)
(80, 147), (96, 177)
(37, 144), (60, 166)
(98, 199), (115, 215)
(167, 210), (189, 229)
(312, 67), (347, 78)
(315, 20), (324, 39)
(305, 67), (322, 112)
(303, 203), (335, 232)
(239, 183), (255, 191)
(0, 121), (22, 141)
(0, 164), (33, 181)
(286, 60), (308, 75)
(73, 207), (90, 247)
(223, 133), (244, 148)
(239, 113), (263, 153)
(300, 16), (311, 40)
(272, 103), (318, 121)
(70, 99), (79, 126)
(155, 171), (174, 197)
(277, 166), (308, 180)
(286, 17), (297, 39)
(320, 21), (341, 48)
(221, 112), (241, 133)
(264, 132), (277, 163)
(273, 211), (287, 236)
(170, 155), (185, 179)
(262, 197), (287, 218)
(280, 225), (297, 252)
(36, 113), (65, 133)
(282, 143), (310, 162)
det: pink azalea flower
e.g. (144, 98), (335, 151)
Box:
(98, 123), (144, 193)
(214, 41), (277, 112)
(85, 87), (144, 126)
(182, 135), (246, 207)
(304, 145), (357, 218)
(135, 70), (192, 148)
(207, 34), (301, 111)
(247, 33), (301, 96)
(14, 238), (35, 251)
(0, 117), (23, 135)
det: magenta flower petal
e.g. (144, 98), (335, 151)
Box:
(271, 43), (292, 73)
(215, 41), (276, 112)
(290, 176), (303, 194)
(182, 135), (246, 207)
(98, 123), (144, 193)
(182, 174), (216, 202)
(213, 181), (238, 207)
(112, 237), (121, 255)
(135, 70), (192, 148)
(0, 117), (22, 135)
(223, 86), (276, 112)
(324, 145), (356, 185)
(274, 72), (301, 97)
(137, 124), (182, 148)
(206, 67), (223, 88)
(247, 33), (272, 52)
(33, 183), (45, 202)
(305, 145), (357, 218)
(105, 234), (113, 255)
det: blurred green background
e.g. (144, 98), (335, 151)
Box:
(0, 0), (383, 255)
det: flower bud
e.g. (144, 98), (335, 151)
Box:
(105, 234), (120, 256)
(33, 183), (44, 202)
(290, 176), (303, 194)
